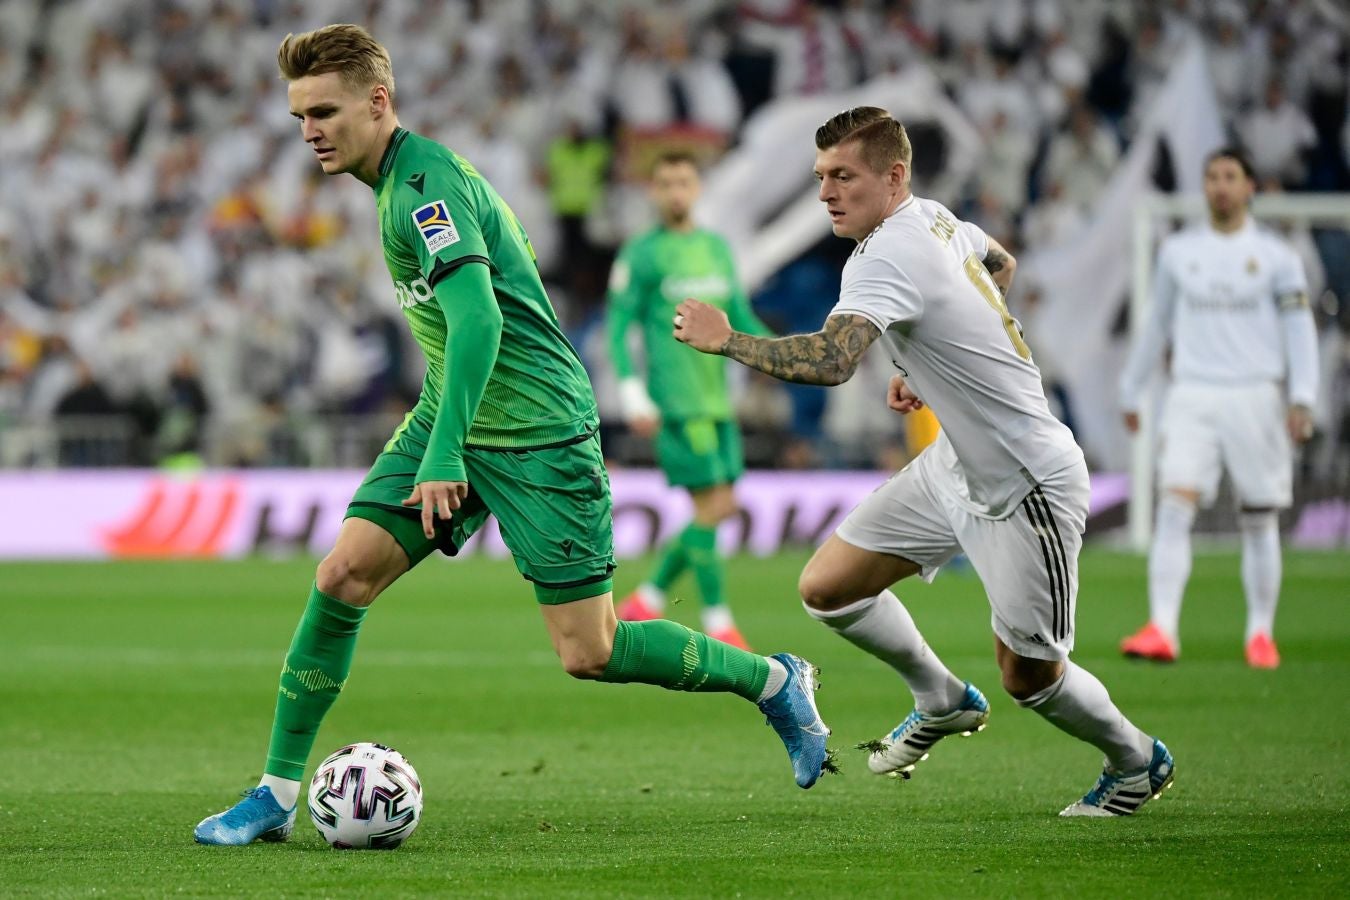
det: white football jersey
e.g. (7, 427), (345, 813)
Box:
(1120, 218), (1310, 401)
(831, 195), (1082, 518)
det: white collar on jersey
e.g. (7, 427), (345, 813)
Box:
(885, 193), (917, 220)
(1207, 214), (1255, 239)
(859, 194), (916, 243)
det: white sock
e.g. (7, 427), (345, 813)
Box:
(259, 774), (300, 810)
(1148, 494), (1196, 645)
(637, 583), (666, 612)
(806, 590), (965, 713)
(1239, 511), (1281, 641)
(1017, 661), (1154, 773)
(701, 604), (735, 634)
(757, 655), (788, 702)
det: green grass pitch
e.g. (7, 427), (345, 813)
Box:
(1, 549), (1346, 897)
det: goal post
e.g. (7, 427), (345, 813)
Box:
(1127, 192), (1350, 552)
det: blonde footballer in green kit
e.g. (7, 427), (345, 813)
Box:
(194, 24), (832, 847)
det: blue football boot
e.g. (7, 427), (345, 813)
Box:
(194, 786), (296, 845)
(757, 653), (833, 789)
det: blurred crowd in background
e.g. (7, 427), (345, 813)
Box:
(0, 0), (1347, 471)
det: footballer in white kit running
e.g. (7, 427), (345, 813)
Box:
(674, 106), (1173, 817)
(1119, 147), (1319, 669)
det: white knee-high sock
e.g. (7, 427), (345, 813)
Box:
(1239, 511), (1282, 641)
(1017, 661), (1154, 773)
(1149, 494), (1196, 644)
(806, 590), (965, 713)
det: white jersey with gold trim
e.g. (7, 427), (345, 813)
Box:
(830, 195), (1082, 519)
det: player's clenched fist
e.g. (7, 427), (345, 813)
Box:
(673, 299), (732, 353)
(887, 374), (925, 414)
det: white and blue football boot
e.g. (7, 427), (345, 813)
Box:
(1060, 738), (1175, 817)
(194, 786), (296, 845)
(864, 682), (990, 777)
(757, 652), (833, 789)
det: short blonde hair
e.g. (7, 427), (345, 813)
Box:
(815, 106), (911, 179)
(277, 24), (395, 101)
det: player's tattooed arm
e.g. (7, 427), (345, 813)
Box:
(984, 247), (1010, 274)
(983, 237), (1017, 296)
(720, 314), (881, 386)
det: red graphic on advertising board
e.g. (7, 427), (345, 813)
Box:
(101, 479), (241, 557)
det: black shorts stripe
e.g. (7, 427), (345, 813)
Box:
(1032, 487), (1072, 640)
(1025, 493), (1064, 641)
(1029, 489), (1070, 640)
(1022, 492), (1068, 642)
(466, 425), (598, 454)
(523, 566), (616, 590)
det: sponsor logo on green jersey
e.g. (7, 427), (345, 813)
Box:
(394, 276), (435, 310)
(660, 274), (731, 303)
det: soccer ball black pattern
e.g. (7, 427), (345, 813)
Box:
(307, 742), (423, 849)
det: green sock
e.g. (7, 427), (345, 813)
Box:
(649, 534), (689, 591)
(264, 584), (367, 780)
(599, 619), (768, 701)
(680, 523), (725, 608)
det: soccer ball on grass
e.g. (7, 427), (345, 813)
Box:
(307, 742), (423, 849)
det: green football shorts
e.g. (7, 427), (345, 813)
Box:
(346, 412), (615, 604)
(655, 417), (744, 491)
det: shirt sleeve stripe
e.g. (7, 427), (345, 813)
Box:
(428, 254), (490, 288)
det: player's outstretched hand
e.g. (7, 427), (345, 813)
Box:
(1287, 404), (1314, 444)
(887, 374), (924, 414)
(673, 299), (732, 354)
(403, 480), (469, 539)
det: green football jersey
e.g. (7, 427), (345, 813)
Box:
(374, 127), (595, 451)
(607, 226), (771, 421)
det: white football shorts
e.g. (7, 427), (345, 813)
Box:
(835, 446), (1088, 661)
(1157, 381), (1292, 508)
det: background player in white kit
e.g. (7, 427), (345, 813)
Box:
(674, 106), (1173, 817)
(1118, 148), (1319, 669)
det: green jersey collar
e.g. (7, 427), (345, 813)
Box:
(377, 127), (410, 179)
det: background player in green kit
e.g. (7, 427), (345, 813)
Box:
(609, 153), (773, 651)
(194, 25), (832, 846)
